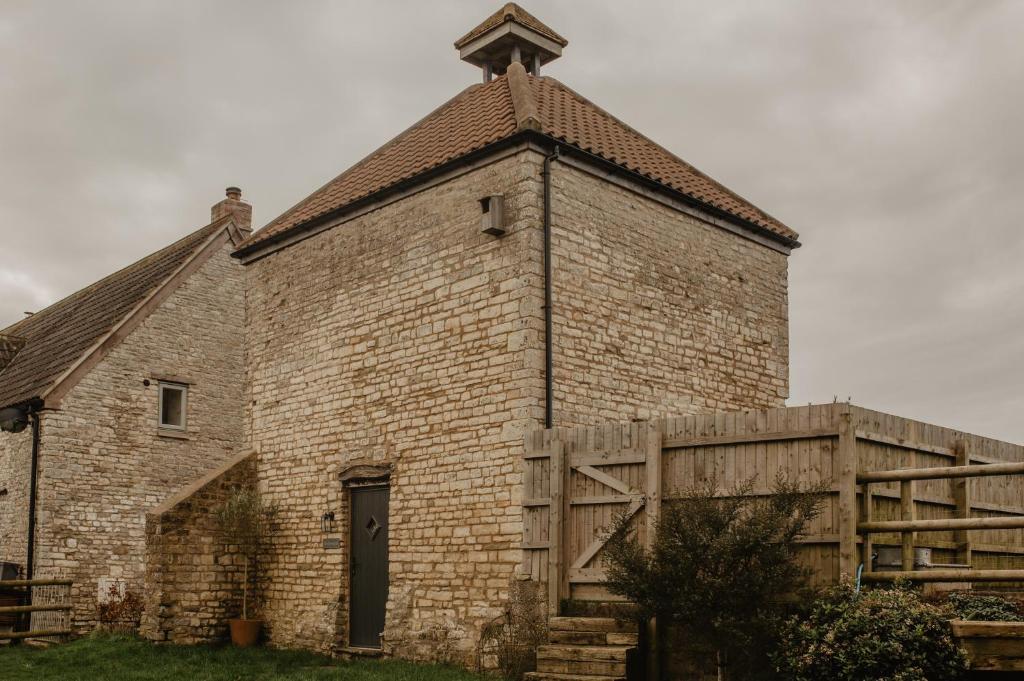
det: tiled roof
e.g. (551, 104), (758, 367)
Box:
(240, 66), (796, 253)
(0, 219), (226, 409)
(529, 77), (793, 239)
(454, 3), (568, 49)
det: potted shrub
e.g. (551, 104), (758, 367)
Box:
(216, 486), (275, 647)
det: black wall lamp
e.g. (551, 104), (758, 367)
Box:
(320, 511), (336, 533)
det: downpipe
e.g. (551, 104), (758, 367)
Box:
(542, 146), (560, 429)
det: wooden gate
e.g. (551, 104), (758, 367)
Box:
(522, 421), (662, 613)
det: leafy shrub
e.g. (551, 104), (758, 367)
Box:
(97, 582), (144, 633)
(946, 591), (1024, 622)
(603, 473), (827, 680)
(774, 582), (969, 681)
(478, 579), (548, 680)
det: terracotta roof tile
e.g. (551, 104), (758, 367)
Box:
(454, 3), (568, 49)
(245, 76), (517, 248)
(240, 70), (796, 253)
(0, 219), (226, 409)
(528, 76), (795, 241)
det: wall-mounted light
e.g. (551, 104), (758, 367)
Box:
(480, 195), (506, 236)
(0, 407), (28, 433)
(321, 511), (336, 533)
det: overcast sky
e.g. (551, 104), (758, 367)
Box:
(1, 1), (1021, 442)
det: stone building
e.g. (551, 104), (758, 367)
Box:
(144, 4), (799, 662)
(0, 189), (251, 628)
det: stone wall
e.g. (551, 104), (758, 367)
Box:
(242, 148), (791, 662)
(33, 242), (246, 628)
(0, 427), (32, 572)
(548, 161), (790, 424)
(245, 151), (544, 660)
(140, 450), (256, 643)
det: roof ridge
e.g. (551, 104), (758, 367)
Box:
(533, 75), (793, 235)
(0, 215), (232, 337)
(245, 79), (503, 242)
(506, 61), (540, 131)
(0, 216), (233, 408)
(454, 3), (568, 50)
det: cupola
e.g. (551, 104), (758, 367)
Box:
(454, 3), (568, 82)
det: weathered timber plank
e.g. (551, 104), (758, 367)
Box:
(663, 428), (839, 450)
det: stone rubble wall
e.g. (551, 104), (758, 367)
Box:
(549, 161), (790, 423)
(0, 427), (33, 572)
(245, 151), (545, 661)
(140, 450), (256, 643)
(32, 241), (246, 629)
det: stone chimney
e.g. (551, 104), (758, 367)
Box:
(211, 186), (252, 232)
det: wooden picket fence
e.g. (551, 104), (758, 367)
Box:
(522, 403), (1024, 612)
(0, 579), (73, 641)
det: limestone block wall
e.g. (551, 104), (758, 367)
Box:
(548, 161), (790, 425)
(0, 428), (32, 571)
(140, 450), (256, 643)
(245, 151), (545, 660)
(33, 243), (246, 629)
(242, 147), (792, 662)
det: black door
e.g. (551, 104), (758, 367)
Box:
(350, 486), (389, 648)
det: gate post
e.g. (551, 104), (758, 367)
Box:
(547, 441), (565, 616)
(644, 420), (663, 681)
(838, 411), (859, 579)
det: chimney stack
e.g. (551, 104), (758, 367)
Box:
(211, 186), (252, 232)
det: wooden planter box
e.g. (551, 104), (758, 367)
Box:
(951, 620), (1024, 672)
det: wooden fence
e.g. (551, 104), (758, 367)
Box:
(0, 578), (73, 640)
(522, 403), (1024, 612)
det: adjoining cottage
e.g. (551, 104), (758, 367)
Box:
(0, 189), (251, 629)
(144, 4), (797, 662)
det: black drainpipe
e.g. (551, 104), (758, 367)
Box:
(26, 407), (40, 582)
(542, 146), (560, 429)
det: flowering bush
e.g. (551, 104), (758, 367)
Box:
(774, 582), (968, 681)
(946, 591), (1024, 622)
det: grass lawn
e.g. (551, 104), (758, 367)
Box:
(0, 634), (484, 681)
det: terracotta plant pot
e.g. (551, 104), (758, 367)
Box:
(229, 618), (263, 647)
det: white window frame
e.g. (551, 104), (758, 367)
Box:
(158, 382), (188, 431)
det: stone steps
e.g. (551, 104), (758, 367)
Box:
(530, 616), (639, 680)
(549, 629), (639, 646)
(524, 673), (625, 681)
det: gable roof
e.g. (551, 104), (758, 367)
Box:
(0, 218), (229, 410)
(454, 3), (568, 49)
(237, 63), (797, 256)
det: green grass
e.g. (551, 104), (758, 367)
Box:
(0, 633), (483, 681)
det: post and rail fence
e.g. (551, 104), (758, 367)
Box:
(522, 403), (1024, 612)
(0, 578), (73, 641)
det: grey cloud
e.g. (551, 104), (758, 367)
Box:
(0, 0), (1020, 441)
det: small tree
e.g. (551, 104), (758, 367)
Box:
(603, 473), (827, 680)
(216, 487), (275, 620)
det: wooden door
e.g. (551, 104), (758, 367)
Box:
(350, 486), (389, 648)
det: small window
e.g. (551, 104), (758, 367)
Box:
(158, 382), (187, 430)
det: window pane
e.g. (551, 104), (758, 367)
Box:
(160, 386), (184, 428)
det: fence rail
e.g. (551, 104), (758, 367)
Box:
(0, 578), (73, 641)
(523, 403), (1024, 611)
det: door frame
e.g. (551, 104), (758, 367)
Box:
(340, 462), (391, 650)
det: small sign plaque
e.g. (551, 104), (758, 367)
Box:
(323, 538), (341, 550)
